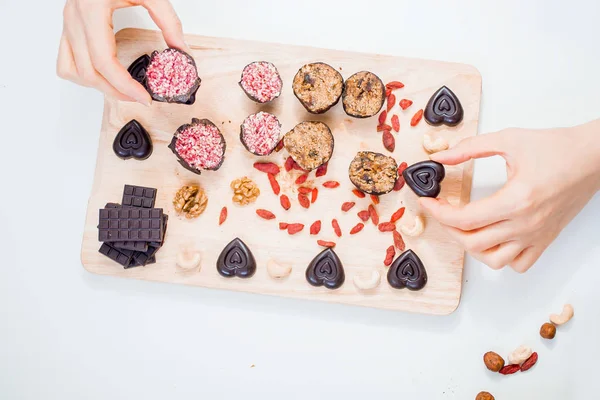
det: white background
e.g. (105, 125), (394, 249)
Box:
(1, 0), (599, 399)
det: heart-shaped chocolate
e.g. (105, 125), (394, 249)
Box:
(306, 248), (345, 289)
(424, 86), (464, 126)
(127, 54), (151, 85)
(113, 120), (153, 160)
(387, 249), (427, 291)
(216, 238), (256, 278)
(402, 161), (445, 197)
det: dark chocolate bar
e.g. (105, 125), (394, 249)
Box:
(122, 185), (157, 208)
(98, 207), (164, 243)
(132, 245), (160, 266)
(99, 242), (134, 267)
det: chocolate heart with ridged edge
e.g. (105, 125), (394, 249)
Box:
(387, 249), (427, 291)
(306, 248), (345, 289)
(216, 238), (256, 278)
(402, 160), (445, 197)
(424, 86), (464, 126)
(127, 54), (150, 85)
(112, 120), (153, 160)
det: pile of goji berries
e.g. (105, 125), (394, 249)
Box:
(377, 81), (423, 153)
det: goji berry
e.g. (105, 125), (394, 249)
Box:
(311, 187), (318, 203)
(279, 222), (288, 230)
(280, 194), (291, 210)
(317, 240), (336, 248)
(332, 219), (342, 237)
(352, 189), (366, 198)
(287, 223), (304, 235)
(310, 220), (321, 235)
(382, 130), (395, 152)
(295, 174), (308, 185)
(274, 139), (284, 152)
(399, 99), (413, 110)
(393, 230), (406, 251)
(391, 114), (400, 132)
(386, 93), (396, 112)
(315, 162), (328, 177)
(298, 193), (310, 209)
(398, 161), (408, 174)
(341, 201), (355, 212)
(268, 173), (280, 195)
(357, 210), (370, 222)
(323, 181), (340, 189)
(292, 160), (305, 171)
(377, 124), (392, 132)
(378, 222), (396, 232)
(253, 162), (280, 175)
(393, 162), (408, 191)
(256, 209), (276, 220)
(390, 207), (406, 223)
(385, 88), (392, 98)
(219, 207), (227, 225)
(350, 223), (364, 235)
(378, 110), (387, 125)
(499, 365), (520, 375)
(284, 156), (294, 172)
(370, 194), (380, 204)
(520, 352), (538, 372)
(298, 187), (312, 194)
(410, 109), (424, 127)
(386, 81), (404, 90)
(368, 204), (379, 225)
(384, 245), (395, 266)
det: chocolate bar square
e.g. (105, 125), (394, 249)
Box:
(122, 185), (157, 208)
(99, 242), (134, 267)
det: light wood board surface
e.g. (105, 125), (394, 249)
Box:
(81, 28), (481, 315)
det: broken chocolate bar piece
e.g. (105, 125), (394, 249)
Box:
(122, 184), (157, 208)
(114, 241), (149, 252)
(98, 207), (164, 243)
(132, 245), (160, 266)
(99, 242), (134, 267)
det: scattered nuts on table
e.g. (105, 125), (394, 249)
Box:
(475, 391), (495, 400)
(422, 133), (449, 153)
(231, 176), (260, 205)
(352, 270), (381, 290)
(266, 259), (292, 279)
(173, 185), (208, 219)
(540, 322), (557, 339)
(483, 351), (505, 372)
(176, 250), (202, 270)
(400, 214), (425, 237)
(508, 345), (533, 365)
(550, 304), (574, 326)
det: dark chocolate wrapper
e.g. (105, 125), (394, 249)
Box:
(145, 49), (201, 104)
(168, 118), (226, 175)
(238, 61), (283, 104)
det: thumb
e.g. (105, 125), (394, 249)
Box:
(430, 130), (509, 165)
(141, 0), (190, 53)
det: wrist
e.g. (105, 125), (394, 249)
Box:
(575, 119), (600, 191)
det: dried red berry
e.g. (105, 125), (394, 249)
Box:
(378, 222), (396, 232)
(378, 110), (388, 125)
(298, 187), (312, 195)
(399, 99), (413, 110)
(295, 174), (308, 185)
(386, 81), (404, 90)
(382, 130), (395, 152)
(393, 162), (408, 191)
(287, 223), (304, 235)
(368, 204), (379, 225)
(268, 173), (280, 195)
(280, 194), (291, 210)
(352, 189), (366, 198)
(298, 193), (310, 209)
(274, 138), (284, 152)
(291, 160), (305, 171)
(386, 93), (396, 112)
(350, 223), (364, 235)
(323, 181), (340, 188)
(384, 245), (396, 266)
(311, 187), (318, 203)
(385, 88), (392, 98)
(390, 207), (406, 223)
(279, 222), (288, 230)
(499, 365), (520, 375)
(310, 220), (322, 235)
(253, 162), (280, 175)
(315, 162), (328, 177)
(317, 240), (336, 248)
(377, 124), (392, 132)
(332, 219), (342, 237)
(393, 230), (406, 251)
(520, 352), (538, 372)
(284, 156), (294, 172)
(357, 210), (370, 222)
(391, 114), (400, 132)
(256, 209), (276, 220)
(398, 161), (408, 174)
(341, 202), (356, 212)
(219, 207), (227, 225)
(370, 194), (380, 204)
(410, 109), (424, 127)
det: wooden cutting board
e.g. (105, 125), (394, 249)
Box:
(81, 28), (481, 315)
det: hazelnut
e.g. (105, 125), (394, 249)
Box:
(476, 392), (495, 400)
(483, 351), (505, 372)
(540, 322), (557, 339)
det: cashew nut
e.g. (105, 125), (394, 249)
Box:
(508, 345), (532, 365)
(176, 250), (202, 270)
(267, 259), (292, 279)
(422, 133), (449, 153)
(400, 215), (425, 237)
(550, 304), (574, 326)
(353, 270), (381, 290)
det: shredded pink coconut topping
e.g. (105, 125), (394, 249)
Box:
(146, 49), (198, 99)
(175, 123), (224, 170)
(240, 62), (282, 103)
(242, 112), (281, 155)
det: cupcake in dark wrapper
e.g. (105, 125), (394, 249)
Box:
(145, 48), (201, 104)
(348, 151), (398, 195)
(239, 61), (283, 103)
(342, 71), (385, 118)
(283, 121), (334, 171)
(240, 111), (282, 156)
(292, 62), (343, 114)
(168, 118), (226, 174)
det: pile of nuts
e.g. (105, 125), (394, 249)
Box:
(230, 176), (260, 205)
(173, 185), (208, 219)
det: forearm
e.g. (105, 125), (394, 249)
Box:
(574, 118), (600, 191)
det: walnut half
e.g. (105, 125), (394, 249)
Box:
(230, 177), (260, 205)
(173, 185), (208, 219)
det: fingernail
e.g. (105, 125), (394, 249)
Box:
(136, 96), (152, 107)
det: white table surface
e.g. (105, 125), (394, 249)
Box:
(1, 0), (599, 398)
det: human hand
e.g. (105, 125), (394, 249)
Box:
(57, 0), (188, 105)
(419, 119), (600, 273)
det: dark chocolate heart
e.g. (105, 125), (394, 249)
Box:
(387, 249), (427, 291)
(127, 54), (151, 85)
(216, 238), (256, 278)
(113, 120), (153, 160)
(306, 248), (345, 289)
(402, 161), (445, 197)
(424, 86), (464, 126)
